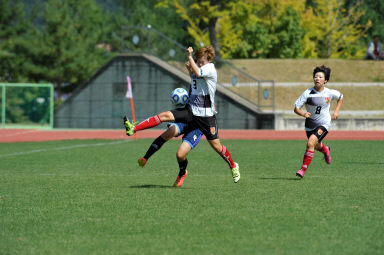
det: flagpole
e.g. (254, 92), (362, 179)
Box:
(130, 97), (137, 140)
(126, 76), (138, 140)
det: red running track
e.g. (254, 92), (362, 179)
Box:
(0, 129), (384, 143)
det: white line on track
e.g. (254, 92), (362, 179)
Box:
(0, 140), (130, 158)
(0, 129), (40, 138)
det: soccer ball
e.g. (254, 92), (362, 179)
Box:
(171, 88), (189, 108)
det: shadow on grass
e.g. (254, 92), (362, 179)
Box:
(259, 177), (301, 181)
(129, 184), (174, 189)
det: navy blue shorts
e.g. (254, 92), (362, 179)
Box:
(168, 123), (202, 149)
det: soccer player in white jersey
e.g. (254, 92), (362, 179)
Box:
(294, 65), (344, 178)
(123, 46), (240, 186)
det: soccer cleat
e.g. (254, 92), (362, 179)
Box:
(173, 170), (188, 188)
(123, 116), (135, 136)
(138, 158), (147, 167)
(324, 146), (332, 164)
(231, 162), (240, 183)
(296, 169), (305, 178)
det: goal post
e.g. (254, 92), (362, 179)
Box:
(0, 83), (54, 129)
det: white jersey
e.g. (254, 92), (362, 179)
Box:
(189, 63), (217, 117)
(294, 87), (343, 131)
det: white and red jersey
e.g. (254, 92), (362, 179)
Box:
(189, 63), (217, 117)
(294, 87), (343, 131)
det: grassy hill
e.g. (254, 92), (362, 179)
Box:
(225, 59), (384, 111)
(171, 59), (384, 111)
(226, 59), (384, 82)
(229, 85), (384, 111)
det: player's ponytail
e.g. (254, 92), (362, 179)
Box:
(205, 46), (215, 61)
(196, 46), (215, 62)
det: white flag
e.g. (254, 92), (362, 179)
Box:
(125, 76), (133, 99)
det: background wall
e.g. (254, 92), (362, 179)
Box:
(54, 54), (274, 129)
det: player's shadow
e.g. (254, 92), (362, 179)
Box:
(259, 177), (301, 181)
(129, 184), (174, 189)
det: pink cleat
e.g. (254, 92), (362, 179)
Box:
(296, 169), (305, 178)
(173, 170), (188, 187)
(324, 146), (332, 164)
(138, 158), (147, 167)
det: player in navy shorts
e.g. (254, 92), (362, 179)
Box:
(137, 122), (202, 187)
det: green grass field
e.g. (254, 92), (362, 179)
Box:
(1, 139), (383, 254)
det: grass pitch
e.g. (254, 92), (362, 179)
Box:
(1, 139), (383, 254)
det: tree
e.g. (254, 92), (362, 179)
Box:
(349, 0), (384, 45)
(224, 1), (269, 58)
(268, 6), (305, 58)
(301, 0), (371, 58)
(117, 0), (190, 48)
(157, 0), (236, 59)
(226, 1), (305, 58)
(0, 0), (32, 81)
(24, 0), (111, 100)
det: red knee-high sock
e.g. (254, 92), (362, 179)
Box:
(316, 142), (329, 155)
(301, 150), (314, 172)
(134, 115), (162, 132)
(220, 145), (236, 169)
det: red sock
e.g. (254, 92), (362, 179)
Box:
(134, 115), (162, 132)
(301, 150), (314, 171)
(220, 145), (236, 169)
(316, 142), (329, 155)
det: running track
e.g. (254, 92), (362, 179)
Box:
(1, 129), (383, 143)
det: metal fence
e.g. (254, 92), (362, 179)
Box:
(121, 25), (274, 112)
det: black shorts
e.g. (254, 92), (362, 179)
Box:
(171, 105), (219, 140)
(170, 106), (194, 124)
(306, 126), (328, 142)
(193, 115), (219, 140)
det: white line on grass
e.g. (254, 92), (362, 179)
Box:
(0, 140), (130, 158)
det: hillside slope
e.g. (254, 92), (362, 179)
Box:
(227, 59), (384, 82)
(171, 59), (384, 111)
(225, 59), (384, 111)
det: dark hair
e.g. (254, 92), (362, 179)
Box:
(313, 65), (331, 81)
